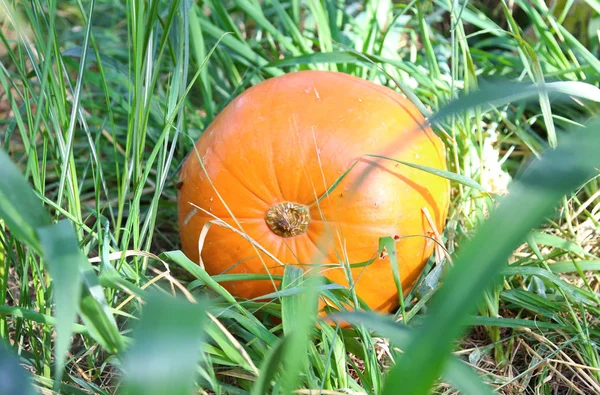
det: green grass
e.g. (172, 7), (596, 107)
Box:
(1, 0), (600, 394)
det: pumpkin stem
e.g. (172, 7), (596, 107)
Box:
(265, 202), (310, 237)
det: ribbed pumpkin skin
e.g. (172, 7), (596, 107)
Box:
(177, 70), (450, 313)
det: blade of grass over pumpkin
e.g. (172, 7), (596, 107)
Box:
(0, 340), (36, 395)
(327, 311), (494, 395)
(314, 152), (488, 206)
(257, 283), (345, 300)
(193, 273), (284, 286)
(120, 292), (210, 395)
(379, 237), (406, 324)
(278, 266), (321, 395)
(381, 116), (600, 394)
(364, 154), (489, 195)
(37, 221), (84, 388)
(312, 158), (361, 204)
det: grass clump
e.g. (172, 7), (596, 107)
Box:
(1, 0), (599, 394)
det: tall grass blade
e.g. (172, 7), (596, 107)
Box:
(279, 266), (321, 394)
(0, 340), (36, 395)
(78, 269), (125, 354)
(0, 150), (123, 374)
(429, 81), (600, 127)
(120, 292), (210, 395)
(382, 115), (600, 394)
(329, 311), (494, 395)
(364, 154), (489, 194)
(250, 337), (288, 395)
(0, 149), (50, 253)
(37, 221), (84, 388)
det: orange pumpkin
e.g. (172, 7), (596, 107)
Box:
(177, 70), (450, 314)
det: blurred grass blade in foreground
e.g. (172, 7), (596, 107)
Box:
(0, 340), (36, 395)
(119, 291), (210, 395)
(428, 80), (600, 130)
(0, 149), (122, 386)
(383, 112), (600, 393)
(0, 149), (51, 254)
(37, 221), (84, 387)
(329, 311), (495, 395)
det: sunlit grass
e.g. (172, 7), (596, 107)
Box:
(1, 0), (599, 394)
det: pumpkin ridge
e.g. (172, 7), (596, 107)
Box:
(331, 71), (426, 127)
(207, 141), (281, 206)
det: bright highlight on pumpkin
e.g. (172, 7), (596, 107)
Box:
(177, 70), (450, 315)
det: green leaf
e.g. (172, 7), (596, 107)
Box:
(0, 149), (51, 253)
(196, 16), (283, 77)
(328, 311), (494, 395)
(279, 266), (321, 394)
(37, 220), (84, 387)
(0, 151), (122, 380)
(120, 292), (210, 395)
(379, 237), (405, 322)
(163, 250), (280, 346)
(250, 337), (289, 395)
(530, 231), (587, 257)
(0, 340), (36, 395)
(163, 250), (248, 306)
(0, 305), (90, 336)
(383, 114), (600, 394)
(78, 267), (126, 354)
(556, 23), (600, 74)
(502, 266), (595, 306)
(429, 81), (600, 127)
(443, 357), (494, 395)
(281, 265), (308, 337)
(466, 316), (561, 330)
(547, 260), (600, 273)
